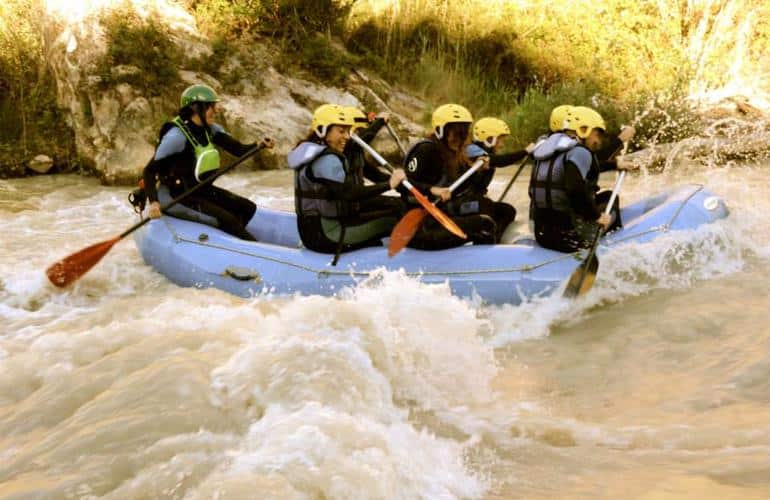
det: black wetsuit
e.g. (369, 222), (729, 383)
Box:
(292, 142), (400, 255)
(143, 119), (257, 240)
(463, 141), (528, 239)
(400, 138), (496, 250)
(343, 118), (402, 223)
(529, 133), (622, 253)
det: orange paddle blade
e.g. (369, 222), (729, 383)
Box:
(46, 236), (121, 287)
(407, 186), (466, 239)
(388, 208), (428, 256)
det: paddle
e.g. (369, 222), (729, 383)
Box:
(497, 155), (530, 203)
(385, 122), (406, 156)
(388, 158), (486, 257)
(562, 169), (626, 299)
(349, 134), (466, 240)
(46, 138), (273, 288)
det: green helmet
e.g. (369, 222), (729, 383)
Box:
(180, 84), (220, 109)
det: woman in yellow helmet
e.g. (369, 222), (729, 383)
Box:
(399, 103), (496, 249)
(288, 104), (406, 257)
(142, 84), (259, 240)
(528, 106), (630, 252)
(343, 107), (394, 187)
(462, 117), (531, 239)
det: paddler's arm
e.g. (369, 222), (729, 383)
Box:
(357, 115), (388, 143)
(489, 149), (528, 168)
(212, 125), (256, 157)
(143, 127), (187, 218)
(564, 160), (602, 223)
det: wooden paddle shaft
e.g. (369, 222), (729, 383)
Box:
(604, 171), (625, 216)
(385, 123), (406, 155)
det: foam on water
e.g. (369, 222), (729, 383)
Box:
(3, 160), (770, 497)
(1, 262), (496, 497)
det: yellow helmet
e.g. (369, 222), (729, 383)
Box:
(473, 117), (510, 147)
(432, 104), (473, 139)
(549, 105), (574, 133)
(565, 106), (606, 139)
(345, 106), (369, 131)
(311, 104), (355, 138)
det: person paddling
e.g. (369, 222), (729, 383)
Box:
(399, 103), (496, 250)
(142, 84), (258, 240)
(528, 106), (633, 253)
(463, 117), (532, 240)
(548, 104), (636, 171)
(344, 107), (395, 186)
(288, 104), (406, 257)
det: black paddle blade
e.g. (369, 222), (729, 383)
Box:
(562, 254), (599, 299)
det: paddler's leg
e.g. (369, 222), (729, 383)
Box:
(207, 185), (258, 227)
(408, 213), (497, 250)
(185, 190), (257, 241)
(320, 215), (399, 250)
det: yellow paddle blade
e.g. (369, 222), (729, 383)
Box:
(562, 254), (599, 298)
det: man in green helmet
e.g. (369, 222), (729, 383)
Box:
(142, 84), (260, 240)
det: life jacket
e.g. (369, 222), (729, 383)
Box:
(169, 117), (221, 182)
(465, 141), (494, 193)
(528, 132), (595, 214)
(288, 142), (358, 220)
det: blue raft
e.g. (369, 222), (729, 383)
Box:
(134, 184), (729, 305)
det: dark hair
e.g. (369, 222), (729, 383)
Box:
(179, 102), (215, 123)
(429, 122), (471, 181)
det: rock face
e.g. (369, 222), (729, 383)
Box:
(41, 0), (424, 185)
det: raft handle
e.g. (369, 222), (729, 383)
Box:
(224, 266), (262, 282)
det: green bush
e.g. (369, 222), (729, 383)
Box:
(97, 7), (183, 95)
(0, 0), (77, 173)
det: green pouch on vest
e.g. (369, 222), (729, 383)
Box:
(172, 117), (221, 182)
(193, 143), (221, 181)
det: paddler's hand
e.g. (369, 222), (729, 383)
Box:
(615, 156), (638, 171)
(430, 186), (452, 202)
(148, 201), (162, 219)
(525, 142), (537, 154)
(377, 112), (390, 123)
(479, 156), (491, 170)
(597, 213), (611, 229)
(261, 137), (275, 149)
(617, 125), (635, 143)
(389, 168), (406, 189)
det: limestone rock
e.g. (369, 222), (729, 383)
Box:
(39, 0), (424, 183)
(28, 155), (54, 174)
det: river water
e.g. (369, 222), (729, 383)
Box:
(1, 159), (769, 499)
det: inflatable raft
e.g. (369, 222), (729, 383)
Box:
(134, 184), (728, 304)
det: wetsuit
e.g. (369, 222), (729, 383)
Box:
(400, 138), (496, 250)
(143, 118), (257, 240)
(344, 118), (403, 221)
(528, 133), (621, 252)
(596, 135), (626, 172)
(463, 141), (528, 239)
(289, 141), (401, 254)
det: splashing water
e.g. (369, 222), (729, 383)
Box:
(3, 157), (770, 498)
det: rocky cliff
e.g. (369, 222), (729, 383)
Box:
(37, 0), (424, 185)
